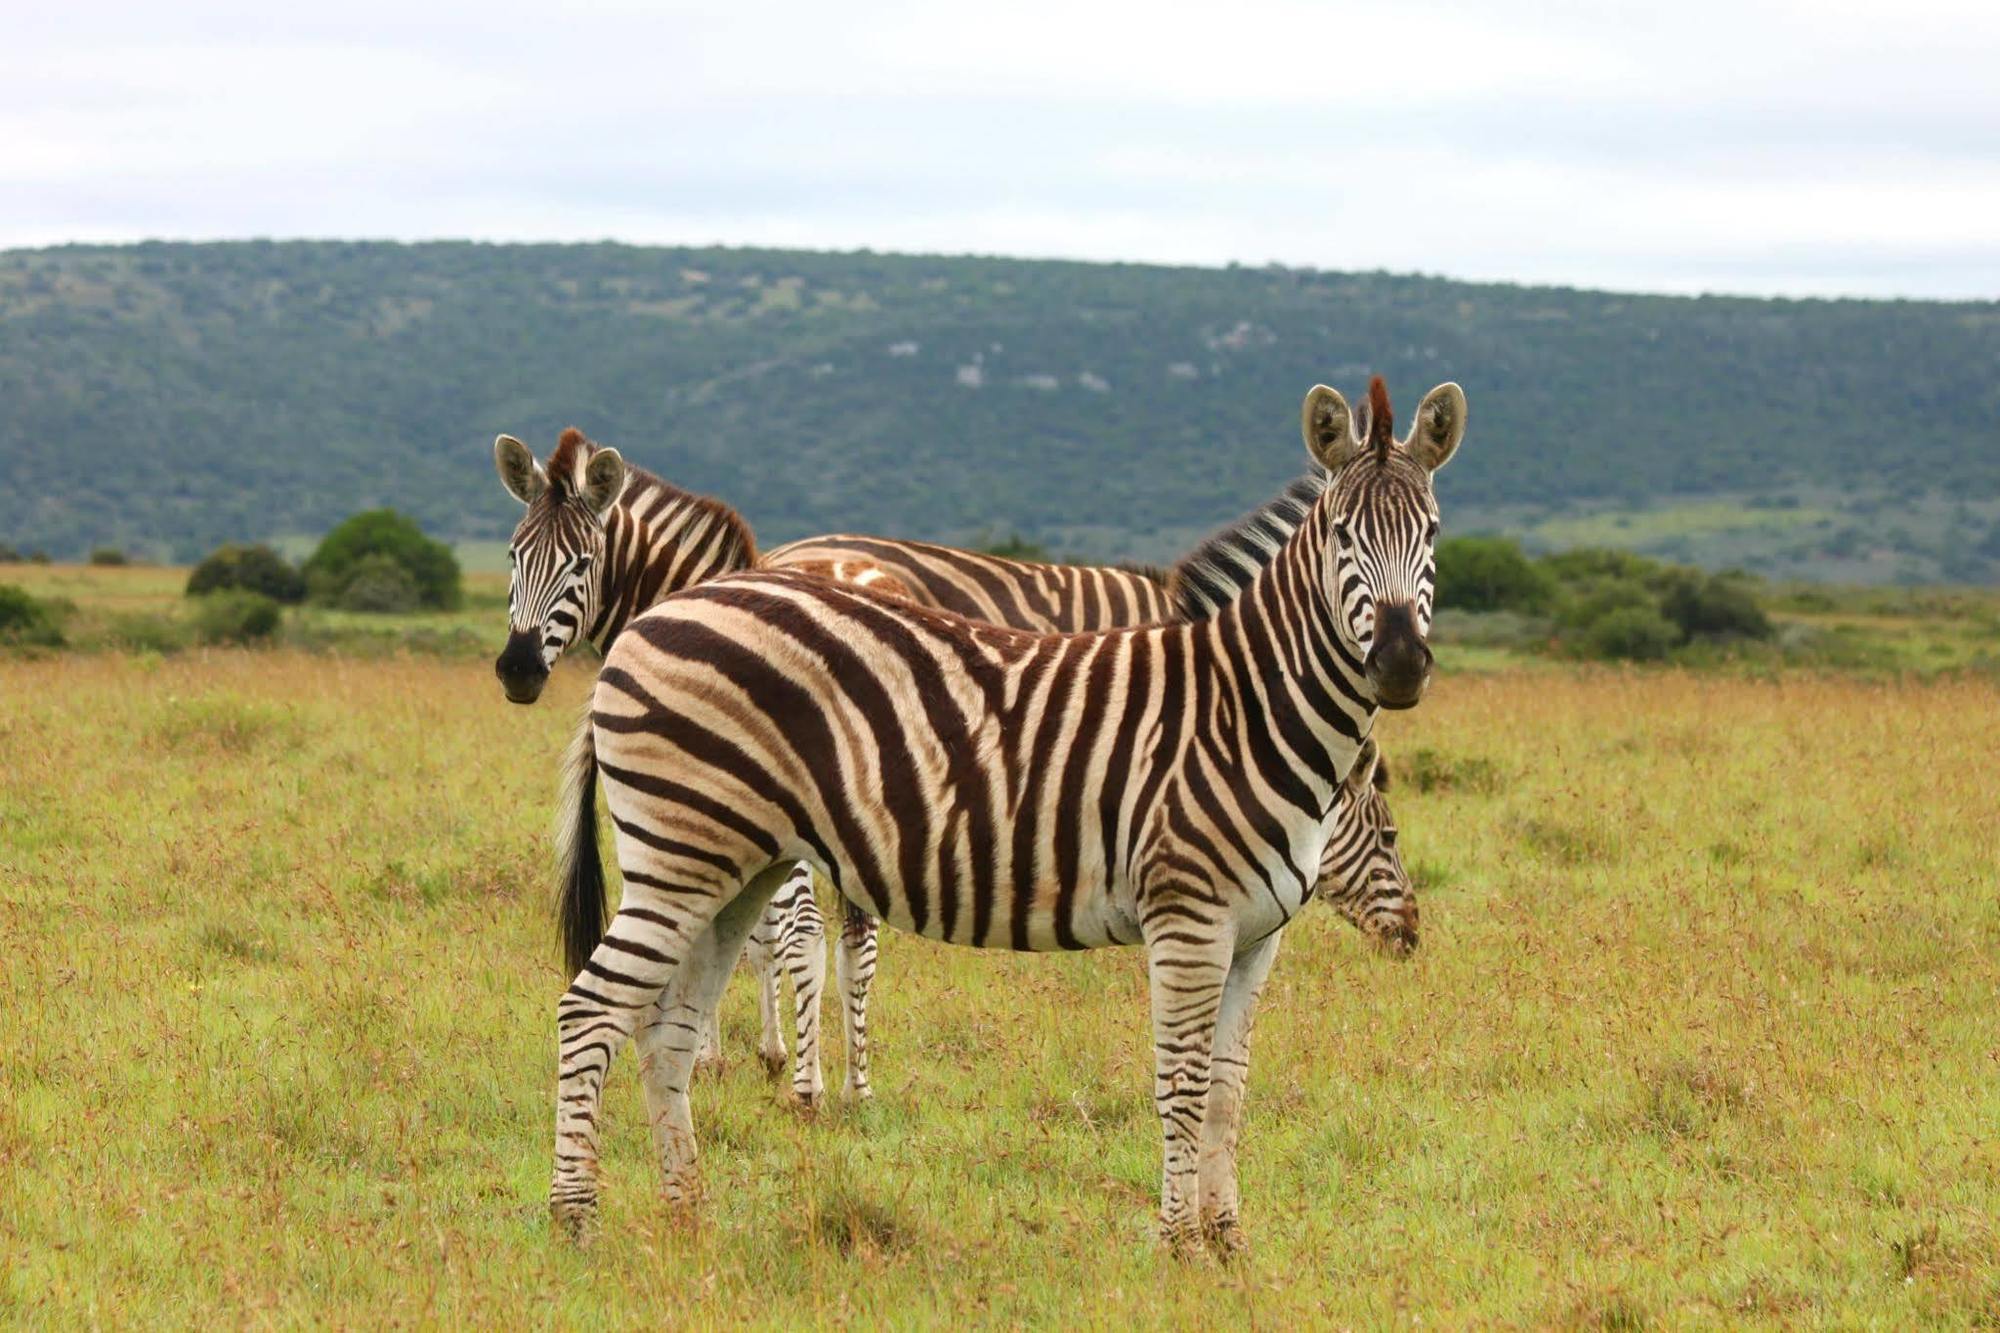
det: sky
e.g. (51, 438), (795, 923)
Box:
(4, 0), (1998, 299)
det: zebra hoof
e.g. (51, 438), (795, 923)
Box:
(549, 1194), (599, 1245)
(1159, 1221), (1209, 1264)
(1204, 1214), (1251, 1260)
(759, 1048), (787, 1077)
(789, 1088), (821, 1116)
(842, 1081), (873, 1103)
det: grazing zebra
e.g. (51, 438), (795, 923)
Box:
(548, 376), (1467, 1254)
(497, 427), (1418, 1108)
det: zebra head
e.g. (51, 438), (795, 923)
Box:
(1317, 737), (1419, 956)
(1301, 376), (1467, 711)
(492, 428), (627, 705)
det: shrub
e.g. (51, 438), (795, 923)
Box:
(192, 591), (283, 645)
(304, 510), (460, 611)
(88, 547), (130, 567)
(103, 612), (190, 654)
(1656, 571), (1773, 642)
(1582, 606), (1679, 661)
(1558, 577), (1657, 631)
(335, 554), (423, 613)
(186, 544), (307, 603)
(0, 584), (65, 647)
(0, 542), (20, 562)
(1436, 536), (1556, 613)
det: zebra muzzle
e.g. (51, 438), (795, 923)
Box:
(495, 631), (551, 704)
(1363, 605), (1433, 710)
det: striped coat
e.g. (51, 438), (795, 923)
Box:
(548, 377), (1467, 1255)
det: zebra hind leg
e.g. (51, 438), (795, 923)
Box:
(834, 899), (879, 1101)
(769, 865), (828, 1107)
(627, 862), (794, 1210)
(1140, 907), (1236, 1259)
(550, 876), (733, 1241)
(1197, 932), (1281, 1258)
(743, 902), (787, 1075)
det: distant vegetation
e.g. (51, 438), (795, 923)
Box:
(186, 543), (308, 604)
(300, 509), (462, 612)
(1, 240), (1996, 582)
(1440, 538), (1777, 655)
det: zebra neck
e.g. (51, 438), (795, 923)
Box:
(1206, 501), (1373, 800)
(586, 485), (756, 652)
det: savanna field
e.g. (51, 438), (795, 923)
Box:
(3, 569), (2000, 1326)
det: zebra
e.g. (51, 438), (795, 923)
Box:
(496, 427), (1418, 1107)
(547, 376), (1467, 1255)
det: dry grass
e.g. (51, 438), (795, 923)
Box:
(3, 652), (1998, 1325)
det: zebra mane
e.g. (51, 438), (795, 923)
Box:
(617, 459), (759, 567)
(1165, 469), (1332, 621)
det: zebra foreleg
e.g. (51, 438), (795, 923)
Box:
(834, 899), (879, 1101)
(628, 863), (791, 1207)
(1141, 911), (1236, 1259)
(1197, 931), (1281, 1258)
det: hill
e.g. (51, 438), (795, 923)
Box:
(2, 240), (1997, 580)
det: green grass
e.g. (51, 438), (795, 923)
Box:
(4, 651), (1999, 1325)
(1529, 500), (1835, 550)
(0, 561), (513, 659)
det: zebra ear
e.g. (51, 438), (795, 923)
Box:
(581, 447), (627, 517)
(1301, 385), (1361, 471)
(1405, 383), (1468, 474)
(494, 435), (546, 505)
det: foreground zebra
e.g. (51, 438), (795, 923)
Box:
(496, 427), (1420, 1107)
(549, 377), (1466, 1254)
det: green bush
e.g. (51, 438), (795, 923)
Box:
(186, 544), (307, 603)
(88, 547), (130, 567)
(303, 509), (461, 611)
(335, 555), (422, 613)
(1656, 570), (1773, 642)
(0, 584), (65, 647)
(1558, 577), (1657, 631)
(103, 612), (190, 654)
(1436, 536), (1556, 613)
(192, 591), (283, 645)
(1582, 606), (1679, 661)
(0, 542), (21, 563)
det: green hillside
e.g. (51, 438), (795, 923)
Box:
(3, 240), (1997, 579)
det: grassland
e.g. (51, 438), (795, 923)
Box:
(3, 578), (1999, 1325)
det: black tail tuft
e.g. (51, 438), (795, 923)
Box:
(556, 707), (608, 979)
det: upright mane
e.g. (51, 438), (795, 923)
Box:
(1164, 470), (1332, 621)
(618, 459), (759, 568)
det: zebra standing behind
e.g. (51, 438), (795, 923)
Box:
(548, 376), (1466, 1256)
(497, 429), (1420, 1108)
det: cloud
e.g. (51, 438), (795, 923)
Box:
(2, 0), (1997, 297)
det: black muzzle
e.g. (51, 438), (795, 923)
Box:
(495, 631), (550, 705)
(1364, 604), (1433, 710)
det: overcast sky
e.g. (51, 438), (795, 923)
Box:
(5, 0), (1997, 298)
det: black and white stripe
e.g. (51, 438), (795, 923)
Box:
(547, 378), (1467, 1255)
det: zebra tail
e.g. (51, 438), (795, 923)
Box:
(555, 704), (608, 979)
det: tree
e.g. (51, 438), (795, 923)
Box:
(302, 510), (461, 611)
(186, 543), (308, 604)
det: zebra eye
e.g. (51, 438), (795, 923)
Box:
(1335, 522), (1353, 548)
(1382, 828), (1399, 847)
(1425, 521), (1439, 543)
